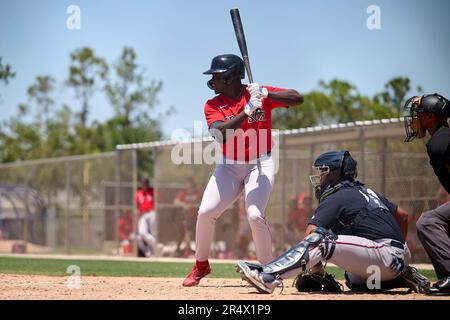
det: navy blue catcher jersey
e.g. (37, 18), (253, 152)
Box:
(308, 182), (404, 242)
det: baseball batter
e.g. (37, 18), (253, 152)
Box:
(237, 150), (430, 294)
(182, 54), (304, 287)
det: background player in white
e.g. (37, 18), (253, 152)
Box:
(182, 54), (304, 286)
(237, 150), (430, 294)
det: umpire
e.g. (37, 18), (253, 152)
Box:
(404, 93), (450, 295)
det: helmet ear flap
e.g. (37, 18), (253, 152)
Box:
(207, 79), (214, 90)
(340, 153), (357, 181)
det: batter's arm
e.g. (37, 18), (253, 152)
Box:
(209, 111), (250, 143)
(267, 89), (304, 106)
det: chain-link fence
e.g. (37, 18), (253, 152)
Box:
(0, 152), (124, 254)
(0, 119), (442, 263)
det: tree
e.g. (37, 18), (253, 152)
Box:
(66, 47), (108, 126)
(43, 104), (74, 157)
(0, 57), (15, 85)
(0, 108), (42, 162)
(373, 77), (412, 117)
(27, 75), (56, 129)
(97, 116), (162, 150)
(273, 79), (365, 129)
(104, 47), (163, 125)
(319, 79), (364, 123)
(272, 91), (331, 129)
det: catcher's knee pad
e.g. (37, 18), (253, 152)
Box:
(262, 227), (337, 275)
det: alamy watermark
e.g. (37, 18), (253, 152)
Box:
(366, 265), (381, 290)
(66, 5), (81, 30)
(65, 265), (81, 289)
(170, 121), (280, 173)
(367, 5), (381, 30)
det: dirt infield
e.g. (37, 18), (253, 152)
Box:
(1, 274), (448, 300)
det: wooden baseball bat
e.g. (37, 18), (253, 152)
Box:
(230, 8), (254, 83)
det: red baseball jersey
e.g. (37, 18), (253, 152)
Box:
(135, 188), (154, 214)
(204, 85), (288, 161)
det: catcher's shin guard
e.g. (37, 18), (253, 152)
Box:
(262, 227), (337, 276)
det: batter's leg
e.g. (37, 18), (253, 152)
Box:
(195, 164), (245, 261)
(244, 156), (275, 264)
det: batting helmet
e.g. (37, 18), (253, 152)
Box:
(204, 54), (245, 89)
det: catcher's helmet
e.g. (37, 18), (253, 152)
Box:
(403, 93), (450, 142)
(204, 54), (245, 89)
(313, 150), (357, 180)
(309, 150), (357, 199)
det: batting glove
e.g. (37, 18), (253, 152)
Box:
(244, 95), (262, 116)
(247, 83), (268, 99)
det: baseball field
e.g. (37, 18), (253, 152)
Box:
(0, 254), (446, 300)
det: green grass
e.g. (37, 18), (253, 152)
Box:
(0, 257), (437, 281)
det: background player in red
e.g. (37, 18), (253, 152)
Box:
(135, 177), (157, 257)
(285, 192), (313, 249)
(182, 54), (304, 286)
(174, 177), (202, 256)
(117, 209), (134, 255)
(135, 177), (154, 216)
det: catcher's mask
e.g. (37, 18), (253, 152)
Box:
(309, 150), (357, 200)
(204, 54), (245, 91)
(403, 93), (450, 142)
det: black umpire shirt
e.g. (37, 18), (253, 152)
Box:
(426, 124), (450, 194)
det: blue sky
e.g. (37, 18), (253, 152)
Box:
(1, 0), (449, 138)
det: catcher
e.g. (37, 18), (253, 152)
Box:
(237, 150), (430, 294)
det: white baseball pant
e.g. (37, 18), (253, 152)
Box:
(195, 154), (275, 264)
(280, 235), (412, 284)
(138, 210), (157, 251)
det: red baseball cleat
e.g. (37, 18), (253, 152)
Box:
(182, 262), (211, 287)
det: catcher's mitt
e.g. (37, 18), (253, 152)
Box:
(294, 272), (344, 293)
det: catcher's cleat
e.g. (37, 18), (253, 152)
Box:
(182, 263), (211, 287)
(235, 262), (263, 282)
(243, 262), (263, 272)
(236, 264), (248, 282)
(236, 261), (281, 294)
(399, 266), (430, 293)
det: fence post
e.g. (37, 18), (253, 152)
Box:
(151, 147), (158, 245)
(309, 144), (315, 197)
(281, 133), (287, 245)
(359, 127), (366, 181)
(115, 149), (121, 251)
(381, 138), (387, 195)
(132, 149), (138, 256)
(65, 162), (71, 254)
(24, 187), (29, 252)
